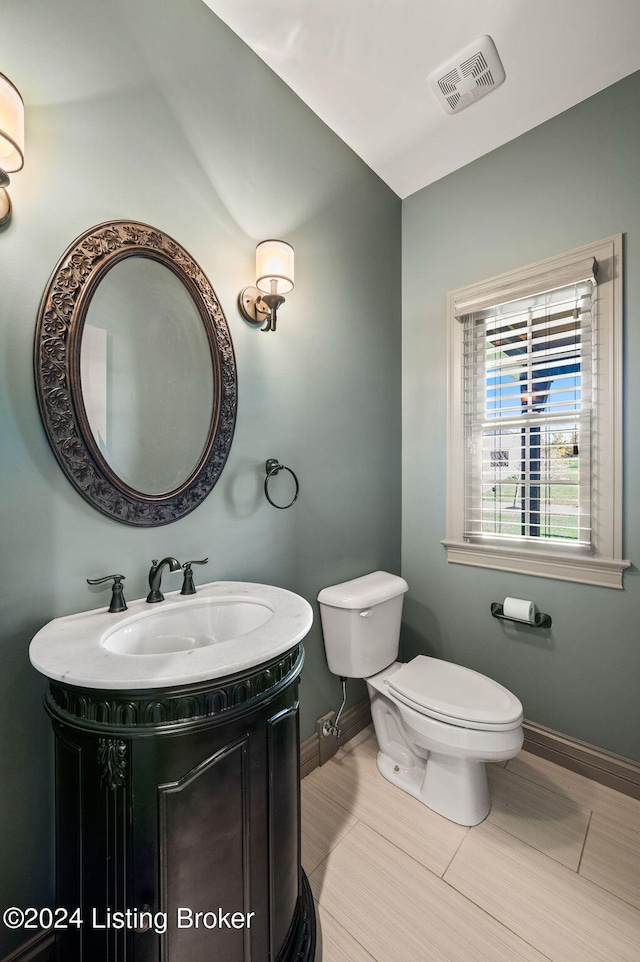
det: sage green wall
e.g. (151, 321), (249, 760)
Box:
(0, 0), (401, 950)
(402, 71), (640, 764)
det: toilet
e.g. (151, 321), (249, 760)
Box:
(317, 571), (524, 826)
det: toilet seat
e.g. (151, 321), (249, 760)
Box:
(386, 655), (523, 732)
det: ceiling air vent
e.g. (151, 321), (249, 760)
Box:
(429, 35), (505, 114)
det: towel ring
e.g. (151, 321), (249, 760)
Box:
(264, 459), (299, 509)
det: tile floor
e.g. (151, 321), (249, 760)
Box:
(302, 727), (640, 962)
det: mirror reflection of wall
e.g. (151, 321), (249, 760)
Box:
(80, 324), (107, 448)
(80, 257), (214, 496)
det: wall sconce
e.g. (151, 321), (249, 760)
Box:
(0, 73), (24, 228)
(238, 240), (294, 333)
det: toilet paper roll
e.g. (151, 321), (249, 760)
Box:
(503, 597), (536, 624)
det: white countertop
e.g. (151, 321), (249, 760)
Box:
(29, 581), (313, 691)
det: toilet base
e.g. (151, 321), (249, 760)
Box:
(376, 748), (491, 826)
(367, 668), (522, 827)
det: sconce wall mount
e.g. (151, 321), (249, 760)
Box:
(238, 239), (294, 333)
(0, 72), (24, 228)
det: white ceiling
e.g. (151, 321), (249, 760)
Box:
(202, 0), (640, 199)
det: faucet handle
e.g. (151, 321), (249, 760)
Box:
(87, 574), (127, 613)
(180, 558), (209, 596)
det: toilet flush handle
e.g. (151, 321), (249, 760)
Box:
(359, 609), (373, 618)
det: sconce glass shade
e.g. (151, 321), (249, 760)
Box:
(0, 73), (25, 176)
(256, 240), (294, 295)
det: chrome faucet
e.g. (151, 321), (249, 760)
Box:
(146, 557), (182, 603)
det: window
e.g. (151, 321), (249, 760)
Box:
(443, 236), (628, 588)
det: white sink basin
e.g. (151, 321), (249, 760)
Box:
(29, 581), (313, 690)
(103, 600), (274, 656)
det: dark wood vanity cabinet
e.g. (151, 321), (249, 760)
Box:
(47, 645), (315, 962)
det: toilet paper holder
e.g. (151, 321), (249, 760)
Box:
(491, 602), (552, 629)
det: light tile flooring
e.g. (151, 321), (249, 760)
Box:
(302, 727), (640, 962)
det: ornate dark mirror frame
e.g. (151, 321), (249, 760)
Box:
(34, 221), (237, 526)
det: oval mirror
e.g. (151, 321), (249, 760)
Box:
(34, 221), (237, 526)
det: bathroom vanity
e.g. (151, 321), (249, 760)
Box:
(29, 222), (316, 958)
(30, 582), (315, 962)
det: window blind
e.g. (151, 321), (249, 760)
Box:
(462, 277), (595, 546)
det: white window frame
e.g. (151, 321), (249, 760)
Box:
(443, 235), (629, 589)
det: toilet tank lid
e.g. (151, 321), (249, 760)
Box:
(317, 571), (408, 609)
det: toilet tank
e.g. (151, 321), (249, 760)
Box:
(317, 571), (409, 678)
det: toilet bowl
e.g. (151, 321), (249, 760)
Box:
(318, 571), (524, 826)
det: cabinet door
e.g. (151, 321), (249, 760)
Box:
(130, 687), (300, 962)
(159, 733), (252, 962)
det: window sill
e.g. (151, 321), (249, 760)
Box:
(441, 539), (630, 589)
